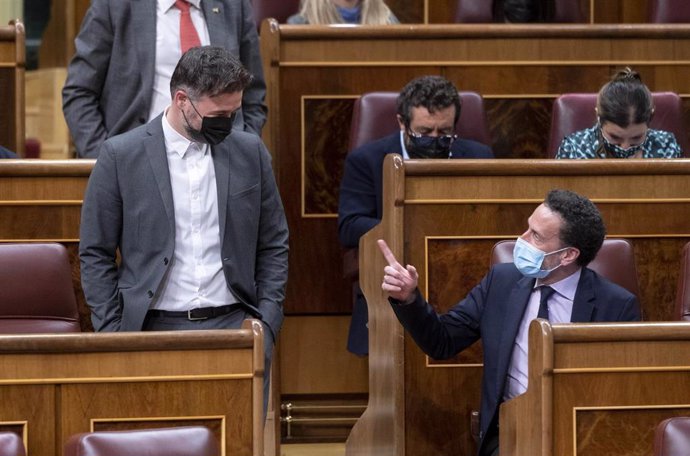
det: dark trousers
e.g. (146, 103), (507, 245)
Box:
(142, 307), (274, 416)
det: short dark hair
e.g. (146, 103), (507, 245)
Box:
(544, 189), (606, 266)
(170, 46), (253, 100)
(597, 67), (653, 128)
(396, 76), (461, 127)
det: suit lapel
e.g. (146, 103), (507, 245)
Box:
(132, 0), (157, 95)
(145, 119), (175, 228)
(202, 0), (227, 46)
(495, 275), (535, 396)
(212, 144), (230, 244)
(570, 268), (596, 322)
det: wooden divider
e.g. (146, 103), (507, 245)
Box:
(501, 320), (690, 455)
(0, 21), (24, 155)
(0, 320), (264, 456)
(348, 157), (690, 456)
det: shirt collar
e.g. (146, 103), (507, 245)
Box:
(535, 267), (581, 301)
(162, 0), (202, 12)
(162, 107), (208, 158)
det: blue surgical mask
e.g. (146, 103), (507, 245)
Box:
(336, 5), (362, 23)
(513, 237), (568, 279)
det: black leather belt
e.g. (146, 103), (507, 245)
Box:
(147, 303), (240, 321)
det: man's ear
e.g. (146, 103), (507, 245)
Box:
(172, 90), (187, 108)
(561, 247), (580, 267)
(397, 114), (405, 131)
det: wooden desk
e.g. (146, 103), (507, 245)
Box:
(261, 23), (690, 315)
(0, 320), (264, 456)
(501, 320), (690, 456)
(347, 157), (690, 456)
(0, 21), (24, 155)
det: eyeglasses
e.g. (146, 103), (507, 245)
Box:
(406, 129), (457, 148)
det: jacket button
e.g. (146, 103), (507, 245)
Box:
(163, 257), (169, 265)
(147, 290), (153, 298)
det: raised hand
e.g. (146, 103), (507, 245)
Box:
(377, 239), (418, 304)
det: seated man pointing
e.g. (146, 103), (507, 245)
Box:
(378, 189), (641, 456)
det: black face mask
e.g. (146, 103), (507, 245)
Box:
(405, 131), (455, 159)
(182, 98), (236, 145)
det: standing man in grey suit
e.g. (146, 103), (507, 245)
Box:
(79, 47), (288, 400)
(63, 0), (266, 158)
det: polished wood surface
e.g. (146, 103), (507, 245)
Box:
(501, 320), (690, 456)
(280, 316), (368, 395)
(347, 157), (690, 456)
(0, 21), (24, 155)
(261, 22), (690, 315)
(0, 321), (265, 456)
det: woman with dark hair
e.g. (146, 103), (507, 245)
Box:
(556, 68), (682, 159)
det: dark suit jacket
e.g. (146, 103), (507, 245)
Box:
(391, 263), (641, 455)
(338, 132), (494, 248)
(79, 115), (288, 339)
(62, 0), (266, 158)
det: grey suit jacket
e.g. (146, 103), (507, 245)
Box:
(79, 114), (288, 338)
(62, 0), (267, 158)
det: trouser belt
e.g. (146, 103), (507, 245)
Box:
(147, 303), (240, 321)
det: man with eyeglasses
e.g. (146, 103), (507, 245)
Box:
(338, 75), (493, 356)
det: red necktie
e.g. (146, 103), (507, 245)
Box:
(175, 0), (201, 54)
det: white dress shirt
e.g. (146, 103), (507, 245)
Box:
(148, 0), (211, 121)
(503, 268), (582, 400)
(154, 111), (239, 311)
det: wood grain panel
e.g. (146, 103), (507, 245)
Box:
(0, 386), (54, 456)
(501, 322), (690, 455)
(575, 407), (690, 455)
(0, 326), (265, 456)
(303, 98), (353, 216)
(62, 382), (250, 455)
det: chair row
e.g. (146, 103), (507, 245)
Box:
(348, 90), (689, 158)
(0, 427), (219, 456)
(251, 0), (690, 26)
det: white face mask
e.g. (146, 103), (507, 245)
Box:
(512, 237), (569, 279)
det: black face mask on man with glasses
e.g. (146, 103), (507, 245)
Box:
(405, 129), (456, 159)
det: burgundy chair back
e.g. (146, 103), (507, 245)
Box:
(454, 0), (493, 22)
(348, 91), (491, 152)
(654, 417), (690, 456)
(490, 238), (640, 297)
(674, 242), (690, 321)
(64, 427), (220, 456)
(552, 0), (586, 22)
(0, 243), (80, 333)
(547, 92), (688, 158)
(252, 0), (300, 27)
(649, 0), (690, 23)
(0, 432), (25, 456)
